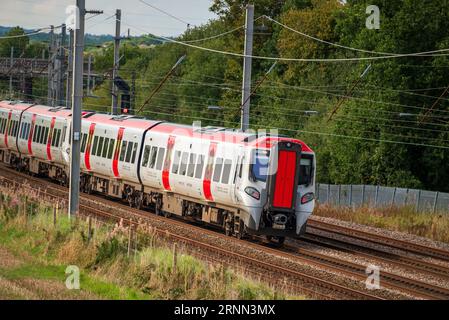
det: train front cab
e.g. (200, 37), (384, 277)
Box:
(242, 140), (315, 243)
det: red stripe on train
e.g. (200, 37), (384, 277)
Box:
(46, 117), (56, 161)
(162, 135), (176, 191)
(203, 142), (217, 202)
(84, 123), (96, 171)
(112, 127), (124, 178)
(28, 114), (36, 155)
(272, 150), (297, 209)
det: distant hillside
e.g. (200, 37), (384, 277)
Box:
(0, 26), (162, 47)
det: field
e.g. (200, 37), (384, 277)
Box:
(0, 185), (294, 300)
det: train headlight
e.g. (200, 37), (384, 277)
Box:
(301, 192), (314, 204)
(245, 187), (260, 200)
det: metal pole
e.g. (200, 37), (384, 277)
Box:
(9, 47), (13, 99)
(131, 71), (136, 114)
(240, 4), (254, 132)
(87, 54), (92, 96)
(68, 0), (85, 218)
(111, 9), (121, 115)
(48, 25), (55, 106)
(58, 24), (67, 106)
(66, 29), (74, 108)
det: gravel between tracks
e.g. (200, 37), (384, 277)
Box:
(309, 216), (449, 268)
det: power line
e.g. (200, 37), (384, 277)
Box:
(138, 0), (191, 27)
(118, 17), (449, 62)
(264, 15), (449, 58)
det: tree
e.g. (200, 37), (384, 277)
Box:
(0, 27), (29, 57)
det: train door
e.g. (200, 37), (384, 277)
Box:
(231, 145), (245, 204)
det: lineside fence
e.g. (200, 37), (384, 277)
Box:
(316, 184), (449, 213)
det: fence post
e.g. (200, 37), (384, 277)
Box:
(391, 187), (397, 206)
(337, 185), (341, 206)
(349, 185), (353, 207)
(416, 190), (421, 211)
(127, 225), (133, 257)
(53, 204), (57, 226)
(87, 216), (92, 242)
(316, 184), (320, 202)
(173, 243), (178, 274)
(361, 185), (365, 206)
(433, 192), (439, 214)
(327, 184), (331, 205)
(375, 186), (379, 206)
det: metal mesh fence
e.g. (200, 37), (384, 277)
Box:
(316, 184), (449, 213)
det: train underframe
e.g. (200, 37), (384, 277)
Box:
(0, 149), (254, 241)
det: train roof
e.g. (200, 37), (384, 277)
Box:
(82, 113), (160, 130)
(0, 100), (36, 112)
(0, 101), (313, 152)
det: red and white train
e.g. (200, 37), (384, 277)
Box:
(0, 100), (315, 244)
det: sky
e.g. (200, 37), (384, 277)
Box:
(0, 0), (218, 36)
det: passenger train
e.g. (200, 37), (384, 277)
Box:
(0, 100), (315, 244)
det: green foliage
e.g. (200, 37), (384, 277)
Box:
(4, 0), (449, 191)
(0, 26), (29, 57)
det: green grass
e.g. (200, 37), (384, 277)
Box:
(0, 188), (301, 300)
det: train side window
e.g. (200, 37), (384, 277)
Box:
(131, 143), (138, 164)
(172, 151), (181, 174)
(119, 141), (127, 161)
(20, 123), (25, 139)
(9, 121), (15, 136)
(33, 125), (38, 142)
(142, 145), (151, 167)
(221, 159), (232, 184)
(149, 146), (158, 169)
(39, 126), (44, 143)
(80, 133), (87, 152)
(24, 123), (29, 139)
(52, 129), (57, 147)
(107, 139), (115, 159)
(62, 126), (67, 143)
(15, 121), (19, 137)
(194, 155), (205, 179)
(187, 153), (196, 177)
(38, 126), (43, 143)
(213, 157), (223, 183)
(44, 127), (49, 143)
(97, 137), (104, 156)
(56, 129), (61, 147)
(125, 142), (133, 163)
(155, 147), (165, 170)
(179, 152), (189, 175)
(102, 138), (110, 158)
(27, 123), (31, 139)
(7, 120), (11, 135)
(39, 126), (45, 144)
(92, 136), (99, 155)
(0, 119), (3, 133)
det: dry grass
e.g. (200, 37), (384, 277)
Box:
(0, 183), (300, 300)
(314, 203), (449, 244)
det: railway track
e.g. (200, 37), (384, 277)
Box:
(300, 233), (449, 281)
(307, 219), (449, 262)
(0, 167), (381, 300)
(2, 165), (449, 299)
